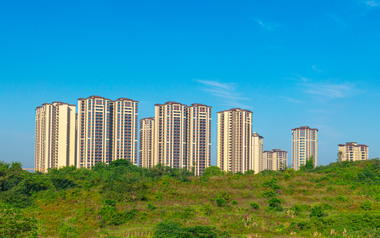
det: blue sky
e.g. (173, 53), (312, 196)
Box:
(0, 0), (379, 168)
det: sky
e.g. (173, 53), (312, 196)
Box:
(0, 0), (379, 168)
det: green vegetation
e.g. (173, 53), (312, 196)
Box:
(1, 158), (380, 237)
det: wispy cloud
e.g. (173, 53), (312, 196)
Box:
(303, 82), (357, 99)
(328, 14), (347, 27)
(279, 96), (303, 104)
(365, 0), (380, 7)
(196, 80), (251, 108)
(312, 65), (322, 73)
(251, 18), (279, 31)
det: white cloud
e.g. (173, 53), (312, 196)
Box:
(365, 0), (380, 6)
(196, 79), (251, 108)
(251, 18), (279, 31)
(312, 65), (322, 73)
(328, 14), (347, 27)
(279, 96), (303, 103)
(303, 82), (357, 99)
(256, 20), (272, 30)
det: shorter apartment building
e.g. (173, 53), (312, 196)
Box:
(263, 149), (288, 171)
(35, 102), (76, 172)
(250, 132), (263, 173)
(338, 142), (369, 161)
(292, 126), (318, 170)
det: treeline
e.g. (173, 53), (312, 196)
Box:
(1, 158), (380, 237)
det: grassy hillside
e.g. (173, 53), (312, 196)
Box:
(1, 158), (380, 237)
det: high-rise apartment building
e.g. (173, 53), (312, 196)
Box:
(142, 102), (211, 175)
(338, 142), (369, 161)
(77, 96), (113, 168)
(187, 104), (212, 176)
(217, 108), (252, 173)
(112, 98), (139, 164)
(154, 102), (188, 169)
(77, 96), (138, 169)
(292, 126), (318, 170)
(250, 132), (263, 173)
(139, 117), (155, 168)
(263, 149), (288, 171)
(35, 102), (76, 172)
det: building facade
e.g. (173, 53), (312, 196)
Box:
(35, 102), (76, 172)
(263, 149), (288, 171)
(154, 102), (188, 169)
(139, 117), (155, 168)
(292, 126), (318, 170)
(338, 142), (369, 161)
(250, 132), (263, 173)
(187, 104), (212, 176)
(217, 108), (252, 173)
(77, 96), (138, 169)
(112, 98), (139, 164)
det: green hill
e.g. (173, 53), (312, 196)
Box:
(1, 158), (380, 237)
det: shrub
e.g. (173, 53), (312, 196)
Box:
(216, 198), (226, 207)
(103, 199), (115, 206)
(268, 198), (283, 211)
(232, 200), (238, 205)
(0, 205), (37, 237)
(250, 202), (259, 210)
(147, 202), (156, 211)
(310, 205), (326, 218)
(262, 189), (276, 198)
(245, 170), (255, 175)
(202, 203), (213, 216)
(263, 178), (280, 190)
(361, 201), (373, 211)
(337, 195), (348, 202)
(218, 191), (231, 203)
(202, 166), (224, 178)
(153, 221), (230, 238)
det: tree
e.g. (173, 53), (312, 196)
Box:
(337, 151), (344, 163)
(201, 166), (223, 178)
(300, 156), (314, 171)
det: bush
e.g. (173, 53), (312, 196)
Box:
(250, 202), (259, 210)
(361, 201), (373, 211)
(147, 202), (156, 211)
(202, 203), (213, 216)
(232, 200), (238, 205)
(202, 166), (224, 178)
(310, 205), (326, 218)
(262, 189), (276, 198)
(218, 191), (231, 203)
(153, 221), (230, 238)
(268, 198), (283, 211)
(216, 198), (226, 207)
(0, 205), (37, 237)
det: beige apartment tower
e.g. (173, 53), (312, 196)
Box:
(292, 126), (318, 170)
(250, 132), (263, 173)
(77, 96), (138, 169)
(112, 98), (139, 164)
(263, 149), (288, 171)
(35, 102), (76, 172)
(217, 108), (252, 173)
(187, 104), (212, 176)
(154, 102), (188, 169)
(338, 142), (369, 161)
(139, 117), (155, 168)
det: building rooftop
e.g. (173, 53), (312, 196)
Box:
(77, 95), (112, 101)
(338, 142), (368, 147)
(217, 108), (253, 114)
(190, 103), (211, 108)
(292, 126), (318, 131)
